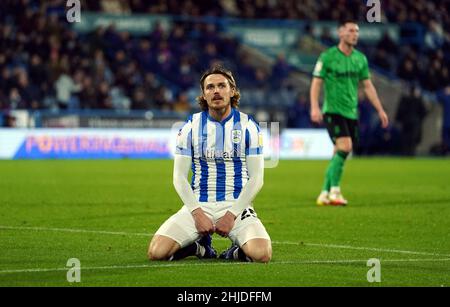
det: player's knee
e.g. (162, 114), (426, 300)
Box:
(247, 243), (272, 263)
(252, 248), (272, 263)
(337, 144), (352, 153)
(148, 246), (170, 261)
(336, 138), (352, 153)
(147, 237), (173, 261)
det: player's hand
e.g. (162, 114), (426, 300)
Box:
(378, 110), (389, 128)
(214, 211), (236, 237)
(191, 208), (215, 236)
(310, 107), (323, 124)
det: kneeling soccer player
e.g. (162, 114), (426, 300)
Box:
(148, 65), (271, 263)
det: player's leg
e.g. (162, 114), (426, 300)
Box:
(329, 117), (359, 205)
(148, 206), (217, 261)
(320, 114), (353, 206)
(317, 114), (340, 205)
(327, 136), (351, 205)
(241, 236), (272, 263)
(221, 208), (272, 263)
(148, 235), (180, 260)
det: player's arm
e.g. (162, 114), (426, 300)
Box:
(173, 120), (214, 235)
(229, 155), (264, 217)
(362, 79), (389, 128)
(214, 155), (264, 237)
(310, 77), (323, 124)
(173, 155), (215, 235)
(173, 155), (200, 213)
(310, 53), (326, 124)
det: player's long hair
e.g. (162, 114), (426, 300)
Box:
(196, 65), (241, 111)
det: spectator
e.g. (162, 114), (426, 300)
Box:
(437, 86), (450, 154)
(287, 93), (312, 128)
(320, 26), (336, 46)
(2, 112), (17, 128)
(271, 53), (291, 89)
(356, 92), (376, 155)
(177, 57), (195, 90)
(373, 48), (392, 73)
(173, 91), (191, 113)
(131, 87), (150, 110)
(395, 86), (427, 156)
(78, 76), (97, 109)
(96, 81), (113, 109)
(425, 20), (445, 50)
(17, 70), (41, 109)
(369, 122), (401, 155)
(54, 68), (81, 110)
(376, 31), (398, 54)
(297, 23), (325, 54)
(8, 88), (25, 109)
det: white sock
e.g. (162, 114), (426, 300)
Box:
(232, 248), (240, 260)
(330, 187), (341, 194)
(196, 242), (205, 257)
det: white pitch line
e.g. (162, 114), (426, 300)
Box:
(1, 258), (450, 275)
(0, 225), (150, 237)
(301, 243), (450, 258)
(1, 225), (450, 258)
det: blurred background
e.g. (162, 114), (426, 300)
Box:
(0, 0), (449, 158)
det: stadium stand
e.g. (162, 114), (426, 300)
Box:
(0, 0), (449, 155)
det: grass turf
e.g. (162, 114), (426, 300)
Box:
(0, 159), (449, 286)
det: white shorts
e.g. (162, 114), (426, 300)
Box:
(154, 201), (271, 248)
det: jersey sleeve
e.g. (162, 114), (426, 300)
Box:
(245, 118), (263, 156)
(359, 55), (370, 81)
(312, 52), (327, 79)
(175, 116), (193, 157)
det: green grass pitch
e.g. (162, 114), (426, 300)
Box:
(0, 159), (449, 286)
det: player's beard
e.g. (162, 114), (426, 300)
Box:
(208, 97), (230, 111)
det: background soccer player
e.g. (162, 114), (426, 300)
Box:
(310, 20), (389, 206)
(148, 65), (272, 263)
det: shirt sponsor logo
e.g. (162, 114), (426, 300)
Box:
(231, 130), (242, 144)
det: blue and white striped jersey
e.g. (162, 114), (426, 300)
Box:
(175, 108), (263, 203)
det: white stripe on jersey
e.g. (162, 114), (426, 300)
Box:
(175, 108), (262, 203)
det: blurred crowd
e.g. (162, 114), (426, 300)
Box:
(1, 0), (449, 154)
(0, 0), (298, 114)
(91, 0), (450, 91)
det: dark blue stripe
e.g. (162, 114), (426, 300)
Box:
(199, 159), (208, 202)
(216, 162), (225, 201)
(233, 156), (242, 199)
(215, 122), (226, 201)
(245, 129), (250, 155)
(233, 110), (242, 199)
(199, 112), (208, 202)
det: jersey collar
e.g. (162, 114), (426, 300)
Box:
(206, 108), (235, 125)
(336, 45), (354, 57)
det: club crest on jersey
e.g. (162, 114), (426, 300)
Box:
(231, 130), (242, 144)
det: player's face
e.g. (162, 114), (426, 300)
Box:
(202, 74), (235, 111)
(339, 23), (359, 46)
